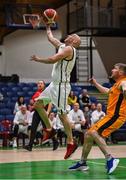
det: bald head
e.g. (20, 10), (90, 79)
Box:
(64, 34), (81, 48)
(72, 34), (81, 48)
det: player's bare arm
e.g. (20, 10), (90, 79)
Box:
(120, 81), (126, 98)
(46, 25), (62, 48)
(30, 46), (73, 64)
(89, 77), (110, 93)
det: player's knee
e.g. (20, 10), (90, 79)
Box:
(34, 100), (44, 109)
(85, 131), (92, 139)
(58, 113), (66, 121)
(87, 129), (97, 137)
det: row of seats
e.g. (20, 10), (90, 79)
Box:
(0, 82), (37, 88)
(0, 115), (14, 121)
(0, 82), (108, 120)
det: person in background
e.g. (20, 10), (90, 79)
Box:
(68, 90), (78, 109)
(48, 112), (59, 150)
(83, 106), (91, 129)
(27, 99), (35, 112)
(79, 89), (91, 109)
(13, 96), (26, 114)
(68, 103), (86, 132)
(24, 80), (52, 151)
(13, 105), (31, 148)
(90, 103), (105, 126)
(89, 103), (96, 113)
(68, 103), (86, 144)
(69, 63), (126, 174)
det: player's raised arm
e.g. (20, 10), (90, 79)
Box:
(46, 25), (62, 48)
(89, 77), (110, 93)
(42, 9), (62, 48)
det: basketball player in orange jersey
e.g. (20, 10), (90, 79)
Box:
(69, 63), (126, 174)
(27, 18), (81, 159)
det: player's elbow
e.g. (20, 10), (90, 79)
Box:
(48, 57), (58, 64)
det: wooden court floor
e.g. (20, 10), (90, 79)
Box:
(0, 145), (126, 179)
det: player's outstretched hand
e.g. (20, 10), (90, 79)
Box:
(89, 77), (97, 84)
(30, 55), (40, 61)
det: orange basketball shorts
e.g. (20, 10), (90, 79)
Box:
(88, 114), (126, 137)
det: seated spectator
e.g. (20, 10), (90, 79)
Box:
(0, 92), (4, 101)
(89, 103), (96, 113)
(13, 105), (31, 147)
(55, 114), (66, 146)
(68, 90), (78, 108)
(13, 96), (26, 114)
(68, 103), (86, 132)
(48, 112), (59, 150)
(78, 89), (91, 109)
(90, 103), (111, 144)
(27, 99), (35, 112)
(83, 106), (91, 129)
(90, 103), (105, 126)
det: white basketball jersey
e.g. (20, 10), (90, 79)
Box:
(51, 44), (76, 83)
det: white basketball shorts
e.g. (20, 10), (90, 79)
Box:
(37, 82), (71, 114)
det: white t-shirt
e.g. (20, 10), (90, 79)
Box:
(68, 109), (85, 124)
(13, 110), (31, 125)
(91, 110), (105, 125)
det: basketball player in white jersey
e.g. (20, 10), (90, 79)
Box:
(29, 24), (81, 159)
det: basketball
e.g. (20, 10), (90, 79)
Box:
(43, 9), (58, 24)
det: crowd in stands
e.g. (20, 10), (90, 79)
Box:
(0, 81), (121, 149)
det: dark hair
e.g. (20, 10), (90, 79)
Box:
(115, 63), (126, 75)
(17, 96), (25, 106)
(38, 80), (46, 89)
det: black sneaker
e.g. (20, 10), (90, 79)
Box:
(24, 145), (32, 151)
(53, 140), (59, 151)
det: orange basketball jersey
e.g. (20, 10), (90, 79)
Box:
(107, 77), (126, 117)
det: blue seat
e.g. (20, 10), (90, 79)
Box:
(3, 97), (10, 103)
(7, 82), (18, 88)
(0, 108), (12, 115)
(6, 91), (16, 97)
(102, 82), (112, 88)
(17, 82), (27, 88)
(73, 90), (80, 97)
(32, 87), (37, 91)
(6, 114), (14, 121)
(72, 86), (82, 93)
(0, 102), (6, 109)
(22, 87), (31, 92)
(6, 102), (15, 109)
(17, 91), (25, 96)
(0, 115), (5, 121)
(24, 97), (30, 105)
(27, 91), (34, 97)
(1, 87), (9, 92)
(12, 87), (21, 92)
(28, 82), (36, 88)
(12, 96), (18, 102)
(90, 96), (97, 103)
(0, 82), (5, 86)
